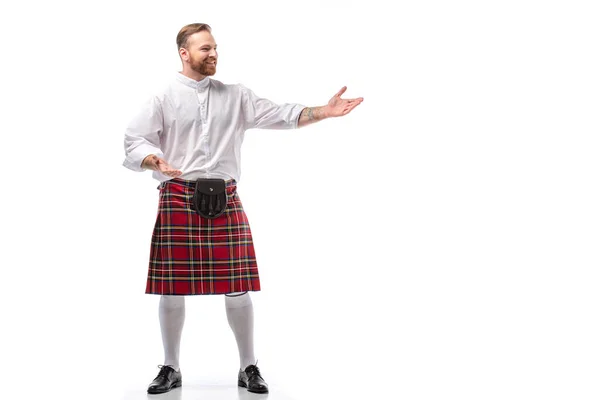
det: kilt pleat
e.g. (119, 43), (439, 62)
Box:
(145, 178), (261, 295)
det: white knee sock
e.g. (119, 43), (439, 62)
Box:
(159, 295), (185, 371)
(225, 292), (256, 370)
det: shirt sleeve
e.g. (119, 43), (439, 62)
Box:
(240, 85), (306, 130)
(122, 96), (165, 172)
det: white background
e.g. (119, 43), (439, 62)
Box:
(1, 0), (599, 399)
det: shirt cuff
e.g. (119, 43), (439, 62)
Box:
(291, 104), (306, 129)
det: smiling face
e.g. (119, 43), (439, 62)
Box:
(179, 30), (218, 78)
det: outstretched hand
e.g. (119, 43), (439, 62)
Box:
(142, 155), (182, 178)
(325, 86), (363, 117)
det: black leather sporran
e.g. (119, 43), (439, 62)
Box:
(192, 178), (227, 219)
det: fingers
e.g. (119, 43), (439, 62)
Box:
(159, 167), (182, 177)
(345, 98), (364, 106)
(164, 170), (183, 177)
(156, 157), (182, 177)
(159, 166), (182, 177)
(342, 100), (362, 115)
(335, 86), (347, 97)
(347, 98), (363, 106)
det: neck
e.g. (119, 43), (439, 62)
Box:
(180, 67), (207, 82)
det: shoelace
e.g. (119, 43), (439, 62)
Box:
(156, 365), (174, 378)
(245, 365), (262, 378)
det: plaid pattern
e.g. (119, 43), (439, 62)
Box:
(145, 178), (261, 295)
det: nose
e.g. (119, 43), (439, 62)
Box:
(209, 48), (218, 58)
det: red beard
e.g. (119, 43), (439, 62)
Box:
(190, 58), (216, 76)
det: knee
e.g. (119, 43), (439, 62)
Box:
(160, 295), (185, 309)
(225, 291), (252, 308)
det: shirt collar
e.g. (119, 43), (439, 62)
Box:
(176, 72), (210, 90)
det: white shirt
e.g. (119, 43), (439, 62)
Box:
(123, 72), (306, 182)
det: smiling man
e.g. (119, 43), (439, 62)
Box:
(123, 23), (363, 395)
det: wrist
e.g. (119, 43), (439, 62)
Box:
(141, 154), (156, 170)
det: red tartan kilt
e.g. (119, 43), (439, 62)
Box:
(145, 178), (261, 295)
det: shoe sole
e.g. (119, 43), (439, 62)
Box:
(147, 380), (182, 394)
(238, 380), (269, 394)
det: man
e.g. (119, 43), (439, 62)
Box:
(123, 23), (363, 395)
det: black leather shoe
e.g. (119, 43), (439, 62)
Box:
(238, 364), (269, 393)
(147, 365), (182, 394)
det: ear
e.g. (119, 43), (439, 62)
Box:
(179, 47), (188, 61)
